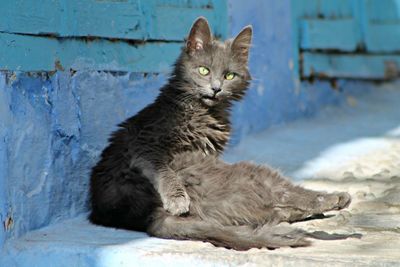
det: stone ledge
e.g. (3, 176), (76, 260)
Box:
(1, 209), (399, 267)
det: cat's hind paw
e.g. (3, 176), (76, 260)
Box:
(334, 192), (351, 210)
(318, 191), (351, 212)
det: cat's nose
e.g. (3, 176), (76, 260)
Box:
(212, 87), (222, 94)
(211, 80), (222, 94)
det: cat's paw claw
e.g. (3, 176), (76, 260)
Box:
(164, 193), (190, 216)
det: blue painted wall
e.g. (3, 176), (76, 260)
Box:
(291, 0), (400, 80)
(228, 0), (373, 141)
(0, 0), (228, 72)
(0, 71), (167, 247)
(0, 0), (380, 249)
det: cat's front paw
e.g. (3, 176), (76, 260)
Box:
(163, 191), (190, 216)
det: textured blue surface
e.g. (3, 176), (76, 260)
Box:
(290, 0), (353, 18)
(0, 74), (7, 248)
(0, 32), (182, 72)
(300, 19), (359, 51)
(0, 0), (227, 72)
(228, 0), (362, 142)
(292, 0), (400, 79)
(0, 71), (167, 248)
(302, 52), (400, 79)
(0, 0), (227, 40)
(366, 23), (400, 52)
(364, 0), (400, 52)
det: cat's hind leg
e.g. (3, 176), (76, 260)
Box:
(147, 208), (310, 250)
(273, 184), (351, 223)
(228, 162), (353, 223)
(207, 161), (352, 224)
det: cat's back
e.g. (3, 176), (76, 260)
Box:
(91, 101), (166, 170)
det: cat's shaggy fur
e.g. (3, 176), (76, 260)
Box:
(89, 17), (351, 250)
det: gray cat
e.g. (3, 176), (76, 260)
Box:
(89, 17), (352, 250)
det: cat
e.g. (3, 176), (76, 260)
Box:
(89, 17), (352, 250)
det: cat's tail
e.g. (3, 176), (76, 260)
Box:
(147, 208), (311, 251)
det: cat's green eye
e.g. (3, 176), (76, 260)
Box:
(198, 66), (210, 76)
(225, 72), (235, 80)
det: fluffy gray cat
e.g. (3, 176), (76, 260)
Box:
(89, 17), (352, 250)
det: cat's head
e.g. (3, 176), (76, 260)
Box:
(174, 17), (252, 107)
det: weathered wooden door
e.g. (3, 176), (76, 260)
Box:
(0, 0), (227, 72)
(292, 0), (400, 80)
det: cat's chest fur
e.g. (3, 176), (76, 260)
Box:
(176, 107), (230, 155)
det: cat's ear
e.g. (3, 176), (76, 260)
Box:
(231, 26), (253, 62)
(186, 17), (212, 53)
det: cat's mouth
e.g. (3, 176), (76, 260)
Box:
(201, 95), (218, 106)
(202, 95), (217, 100)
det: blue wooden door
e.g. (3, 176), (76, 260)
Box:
(292, 0), (400, 80)
(0, 0), (227, 72)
